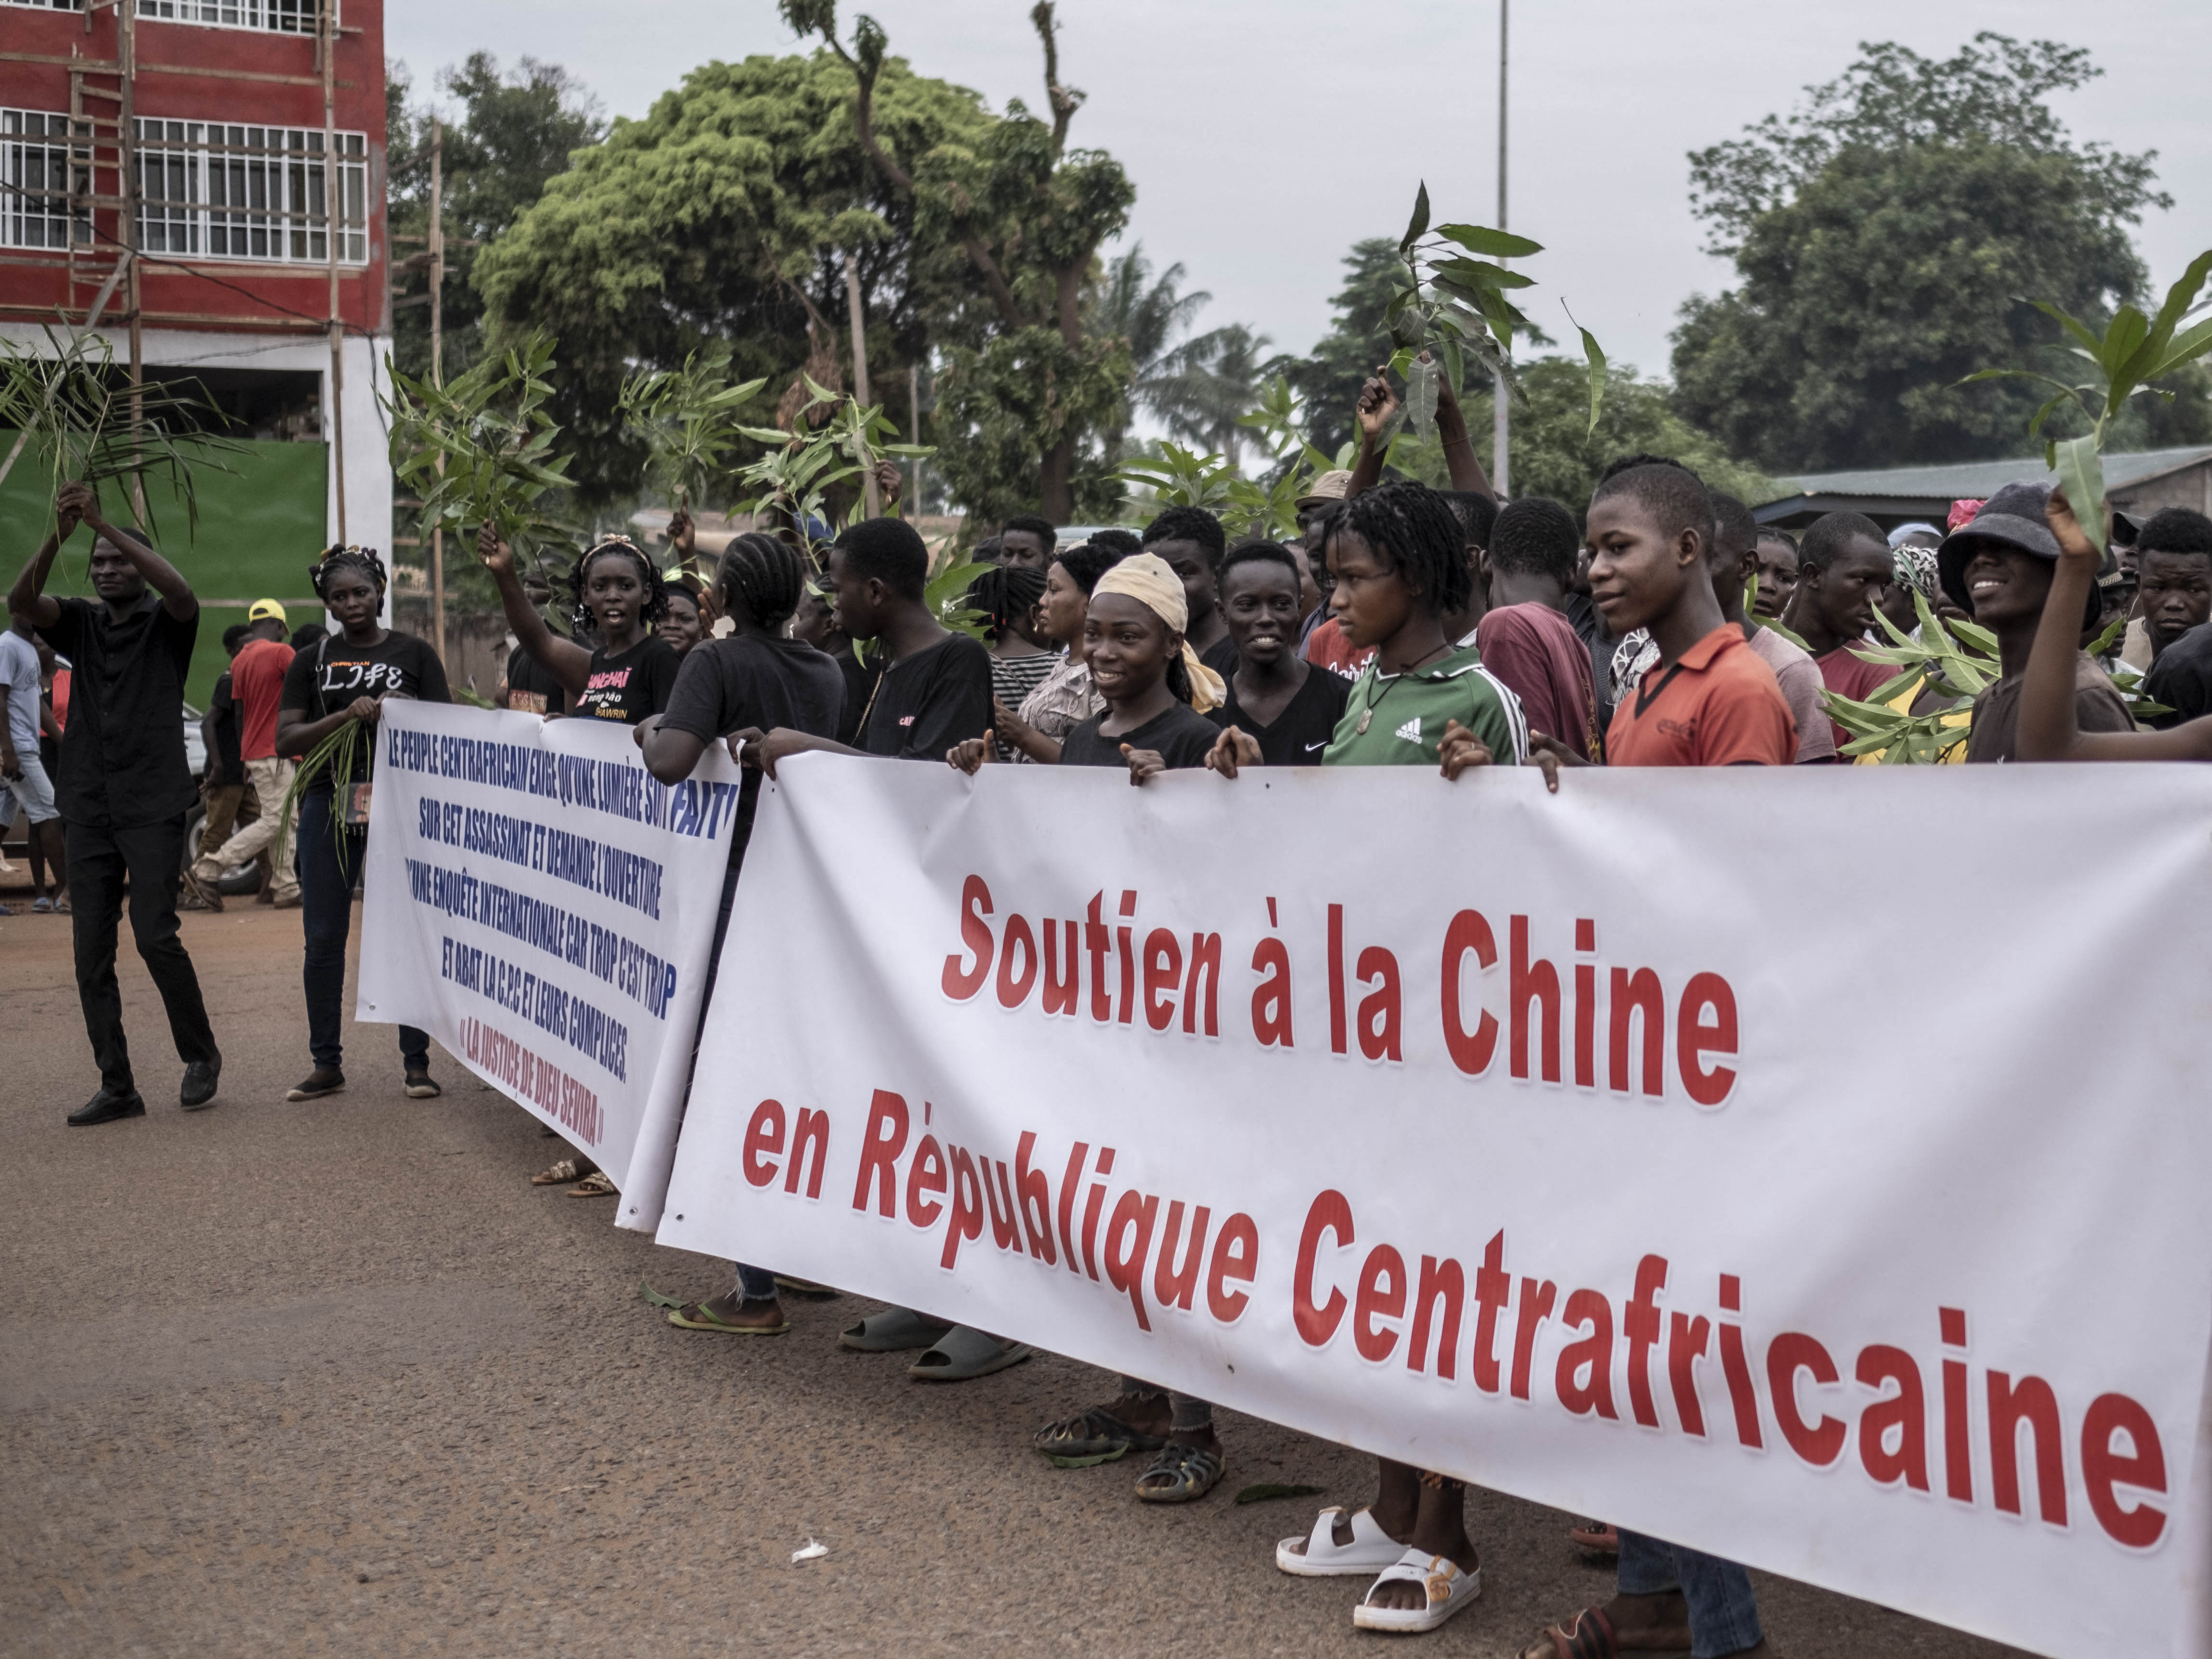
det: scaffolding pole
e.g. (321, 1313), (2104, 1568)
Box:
(429, 116), (446, 665)
(321, 0), (346, 547)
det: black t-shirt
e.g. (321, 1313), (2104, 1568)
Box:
(1199, 632), (1240, 683)
(2145, 622), (2212, 729)
(833, 647), (881, 748)
(664, 633), (847, 866)
(1208, 663), (1351, 766)
(860, 632), (993, 759)
(281, 629), (452, 792)
(504, 644), (567, 715)
(208, 668), (244, 777)
(573, 636), (680, 725)
(1060, 702), (1221, 770)
(39, 593), (198, 828)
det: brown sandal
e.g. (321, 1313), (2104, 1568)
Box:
(531, 1158), (581, 1186)
(568, 1170), (617, 1196)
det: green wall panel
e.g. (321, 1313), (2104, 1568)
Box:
(1, 437), (328, 708)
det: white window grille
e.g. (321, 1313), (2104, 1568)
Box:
(1, 109), (91, 252)
(133, 0), (325, 33)
(0, 2), (89, 12)
(135, 119), (367, 265)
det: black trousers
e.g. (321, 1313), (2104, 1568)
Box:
(66, 812), (219, 1092)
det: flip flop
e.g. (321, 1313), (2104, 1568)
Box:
(907, 1324), (1031, 1380)
(839, 1307), (954, 1353)
(1134, 1441), (1225, 1504)
(1352, 1547), (1482, 1634)
(666, 1301), (790, 1335)
(1277, 1506), (1408, 1577)
(1033, 1405), (1167, 1460)
(1569, 1521), (1620, 1554)
(567, 1170), (617, 1196)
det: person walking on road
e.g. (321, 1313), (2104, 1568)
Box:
(1, 611), (67, 914)
(186, 600), (299, 910)
(8, 483), (222, 1126)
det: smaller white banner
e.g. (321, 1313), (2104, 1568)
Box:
(358, 700), (740, 1227)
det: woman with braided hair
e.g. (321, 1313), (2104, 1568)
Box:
(477, 528), (680, 726)
(273, 544), (451, 1103)
(965, 562), (1052, 759)
(634, 530), (846, 1335)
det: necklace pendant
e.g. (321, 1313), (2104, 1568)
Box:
(1357, 709), (1372, 735)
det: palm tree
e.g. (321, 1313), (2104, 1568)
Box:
(1090, 246), (1283, 469)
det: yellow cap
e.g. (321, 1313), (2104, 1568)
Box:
(247, 598), (288, 625)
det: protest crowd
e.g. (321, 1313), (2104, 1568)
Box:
(9, 343), (2212, 1656)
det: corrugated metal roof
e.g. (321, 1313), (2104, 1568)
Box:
(1757, 446), (2212, 506)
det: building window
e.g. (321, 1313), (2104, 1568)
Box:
(134, 0), (326, 32)
(0, 2), (89, 11)
(135, 120), (367, 265)
(1, 109), (91, 252)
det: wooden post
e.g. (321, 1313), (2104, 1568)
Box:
(844, 252), (878, 518)
(429, 117), (446, 666)
(120, 0), (145, 524)
(322, 0), (346, 546)
(1491, 0), (1510, 498)
(909, 362), (921, 518)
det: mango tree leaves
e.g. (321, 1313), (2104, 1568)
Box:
(1434, 223), (1542, 259)
(1402, 354), (1439, 440)
(1399, 180), (1431, 253)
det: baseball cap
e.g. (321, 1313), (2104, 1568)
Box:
(247, 598), (288, 625)
(1936, 481), (2100, 630)
(1295, 470), (1354, 512)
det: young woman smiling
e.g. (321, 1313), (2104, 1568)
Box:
(272, 546), (451, 1103)
(992, 540), (1121, 764)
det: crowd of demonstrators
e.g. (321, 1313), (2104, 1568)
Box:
(21, 335), (2212, 1657)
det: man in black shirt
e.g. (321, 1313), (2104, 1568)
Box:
(1141, 506), (1238, 681)
(1206, 541), (1349, 765)
(9, 483), (222, 1125)
(744, 516), (1022, 1381)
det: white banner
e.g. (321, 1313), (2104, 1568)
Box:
(360, 700), (742, 1226)
(660, 754), (2212, 1659)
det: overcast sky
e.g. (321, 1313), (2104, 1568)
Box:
(386, 0), (2209, 387)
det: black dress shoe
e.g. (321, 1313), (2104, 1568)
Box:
(69, 1086), (147, 1127)
(181, 1057), (222, 1110)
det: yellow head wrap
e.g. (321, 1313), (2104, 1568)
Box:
(1091, 552), (1226, 714)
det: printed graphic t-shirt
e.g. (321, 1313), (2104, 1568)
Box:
(280, 629), (451, 792)
(574, 636), (680, 725)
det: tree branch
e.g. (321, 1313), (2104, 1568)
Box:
(968, 239), (1028, 330)
(1030, 2), (1082, 158)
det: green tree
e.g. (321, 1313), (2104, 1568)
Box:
(386, 54), (606, 384)
(785, 1), (1136, 526)
(1284, 238), (1402, 458)
(471, 51), (991, 506)
(1671, 34), (2174, 471)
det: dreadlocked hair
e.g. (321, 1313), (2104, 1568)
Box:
(568, 536), (668, 633)
(716, 532), (809, 630)
(308, 544), (388, 600)
(1325, 482), (1472, 615)
(964, 563), (1048, 641)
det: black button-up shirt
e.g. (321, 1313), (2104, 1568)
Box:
(40, 593), (199, 828)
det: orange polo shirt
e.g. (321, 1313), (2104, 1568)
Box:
(1605, 623), (1797, 767)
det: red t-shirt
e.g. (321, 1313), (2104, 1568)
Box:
(1474, 602), (1600, 761)
(230, 637), (296, 760)
(1812, 643), (1893, 754)
(1304, 618), (1376, 681)
(1605, 624), (1796, 768)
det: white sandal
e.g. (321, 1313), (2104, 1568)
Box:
(1275, 1506), (1408, 1577)
(1351, 1546), (1481, 1633)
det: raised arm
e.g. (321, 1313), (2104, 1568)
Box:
(7, 485), (86, 629)
(1433, 372), (1493, 498)
(1346, 370), (1397, 500)
(2018, 489), (2212, 761)
(82, 494), (196, 622)
(477, 526), (591, 697)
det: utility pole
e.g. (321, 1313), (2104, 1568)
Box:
(844, 252), (878, 518)
(429, 116), (446, 666)
(321, 0), (347, 546)
(120, 0), (144, 523)
(1492, 0), (1510, 499)
(909, 362), (921, 518)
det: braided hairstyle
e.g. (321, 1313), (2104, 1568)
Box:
(308, 543), (389, 602)
(1323, 482), (1472, 616)
(567, 536), (667, 633)
(964, 563), (1048, 642)
(716, 531), (809, 631)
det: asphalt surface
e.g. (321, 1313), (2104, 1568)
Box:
(2, 902), (2033, 1658)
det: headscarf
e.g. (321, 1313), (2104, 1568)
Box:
(1891, 544), (1940, 603)
(1946, 499), (1985, 533)
(1090, 552), (1225, 714)
(1887, 521), (1942, 549)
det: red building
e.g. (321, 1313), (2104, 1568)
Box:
(2, 0), (392, 650)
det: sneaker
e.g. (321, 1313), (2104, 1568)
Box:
(181, 869), (225, 912)
(271, 890), (302, 910)
(403, 1068), (441, 1099)
(32, 896), (53, 914)
(285, 1067), (346, 1101)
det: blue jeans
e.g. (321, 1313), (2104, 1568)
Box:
(1616, 1531), (1762, 1658)
(701, 860), (777, 1304)
(298, 790), (427, 1073)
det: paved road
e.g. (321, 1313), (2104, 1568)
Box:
(3, 903), (2029, 1658)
